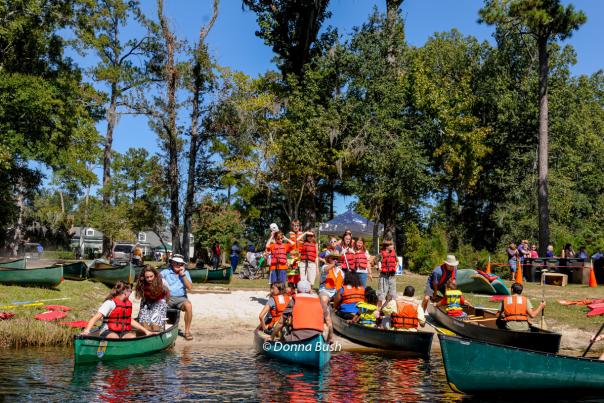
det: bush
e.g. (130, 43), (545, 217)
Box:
(408, 226), (447, 275)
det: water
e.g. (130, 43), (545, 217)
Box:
(0, 347), (599, 402)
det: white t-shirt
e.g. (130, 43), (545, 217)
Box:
(97, 300), (117, 332)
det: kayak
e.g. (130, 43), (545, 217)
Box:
(330, 307), (433, 355)
(254, 328), (331, 369)
(60, 261), (88, 281)
(88, 262), (135, 286)
(73, 309), (180, 365)
(456, 269), (497, 295)
(0, 258), (26, 269)
(189, 266), (233, 283)
(0, 265), (63, 287)
(429, 304), (561, 353)
(438, 334), (604, 395)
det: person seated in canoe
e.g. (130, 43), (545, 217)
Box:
(334, 272), (365, 320)
(439, 278), (473, 318)
(161, 254), (194, 341)
(318, 252), (345, 307)
(271, 280), (334, 343)
(286, 281), (296, 296)
(348, 287), (379, 327)
(381, 286), (426, 331)
(497, 282), (545, 331)
(258, 282), (290, 334)
(135, 266), (170, 332)
(81, 281), (153, 339)
(422, 254), (459, 313)
(266, 230), (295, 285)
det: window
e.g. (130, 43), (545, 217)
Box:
(85, 229), (94, 237)
(138, 232), (147, 242)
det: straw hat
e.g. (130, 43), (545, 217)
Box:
(443, 254), (459, 267)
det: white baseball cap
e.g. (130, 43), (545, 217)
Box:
(270, 223), (279, 232)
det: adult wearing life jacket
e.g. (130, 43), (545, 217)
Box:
(334, 272), (365, 319)
(318, 252), (345, 306)
(354, 238), (372, 287)
(340, 232), (356, 272)
(266, 231), (294, 285)
(81, 281), (152, 339)
(497, 282), (545, 331)
(382, 286), (426, 331)
(271, 280), (333, 343)
(422, 254), (459, 313)
(297, 231), (319, 285)
(438, 278), (472, 318)
(135, 265), (170, 331)
(377, 240), (398, 306)
(349, 287), (379, 327)
(258, 282), (291, 332)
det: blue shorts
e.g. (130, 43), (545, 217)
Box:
(269, 269), (287, 284)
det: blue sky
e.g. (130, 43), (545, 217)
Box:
(78, 0), (603, 215)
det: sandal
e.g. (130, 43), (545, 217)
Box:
(184, 333), (194, 341)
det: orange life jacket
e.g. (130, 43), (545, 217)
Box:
(270, 243), (287, 270)
(437, 265), (457, 288)
(300, 241), (317, 262)
(289, 231), (302, 251)
(391, 301), (419, 329)
(324, 267), (344, 291)
(340, 285), (365, 305)
(104, 297), (132, 332)
(292, 294), (324, 332)
(503, 295), (528, 321)
(340, 248), (356, 271)
(380, 249), (397, 274)
(268, 294), (291, 328)
(355, 250), (368, 270)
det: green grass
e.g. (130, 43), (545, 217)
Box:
(0, 280), (110, 348)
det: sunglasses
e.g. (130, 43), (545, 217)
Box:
(174, 262), (185, 266)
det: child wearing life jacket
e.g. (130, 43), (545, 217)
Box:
(266, 230), (295, 285)
(258, 282), (290, 334)
(381, 286), (426, 331)
(377, 240), (398, 307)
(334, 272), (365, 319)
(81, 281), (152, 339)
(439, 278), (472, 318)
(349, 287), (379, 327)
(318, 252), (345, 307)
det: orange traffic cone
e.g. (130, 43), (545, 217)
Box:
(486, 256), (491, 274)
(515, 261), (523, 285)
(589, 261), (598, 288)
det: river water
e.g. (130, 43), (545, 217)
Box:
(0, 346), (598, 402)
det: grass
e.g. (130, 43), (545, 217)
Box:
(0, 280), (111, 348)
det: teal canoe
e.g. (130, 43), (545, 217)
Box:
(0, 264), (63, 287)
(73, 310), (180, 365)
(0, 258), (26, 269)
(88, 261), (135, 286)
(491, 278), (511, 295)
(189, 266), (233, 283)
(254, 328), (332, 369)
(456, 269), (497, 295)
(60, 261), (88, 281)
(439, 334), (604, 396)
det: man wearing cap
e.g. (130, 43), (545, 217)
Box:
(161, 254), (194, 340)
(422, 255), (459, 313)
(271, 280), (333, 343)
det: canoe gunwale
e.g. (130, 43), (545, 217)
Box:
(254, 328), (331, 368)
(74, 323), (178, 343)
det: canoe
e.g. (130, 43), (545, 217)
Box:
(438, 334), (604, 395)
(330, 307), (433, 355)
(0, 265), (63, 287)
(189, 266), (232, 283)
(73, 309), (180, 365)
(254, 328), (331, 369)
(429, 304), (561, 353)
(456, 269), (497, 295)
(61, 261), (88, 281)
(88, 262), (135, 286)
(0, 258), (26, 269)
(490, 278), (511, 295)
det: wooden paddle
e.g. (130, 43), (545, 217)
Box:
(582, 322), (604, 357)
(425, 319), (456, 336)
(540, 269), (548, 330)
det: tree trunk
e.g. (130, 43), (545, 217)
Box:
(102, 85), (118, 257)
(59, 190), (65, 214)
(302, 174), (317, 229)
(372, 212), (380, 256)
(12, 176), (25, 257)
(381, 199), (396, 245)
(385, 0), (404, 65)
(537, 36), (549, 257)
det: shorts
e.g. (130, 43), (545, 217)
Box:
(270, 269), (287, 284)
(167, 295), (189, 309)
(100, 329), (136, 338)
(377, 274), (397, 301)
(423, 283), (445, 298)
(318, 287), (336, 300)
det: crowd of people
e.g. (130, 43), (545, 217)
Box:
(506, 240), (600, 275)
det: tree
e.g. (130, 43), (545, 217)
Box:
(75, 0), (153, 255)
(479, 0), (586, 255)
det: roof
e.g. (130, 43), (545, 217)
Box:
(70, 227), (104, 239)
(319, 210), (383, 238)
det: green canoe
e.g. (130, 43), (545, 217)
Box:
(60, 261), (88, 281)
(0, 258), (26, 269)
(456, 269), (497, 295)
(73, 310), (180, 365)
(439, 334), (604, 396)
(0, 264), (63, 287)
(88, 261), (135, 286)
(189, 266), (232, 283)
